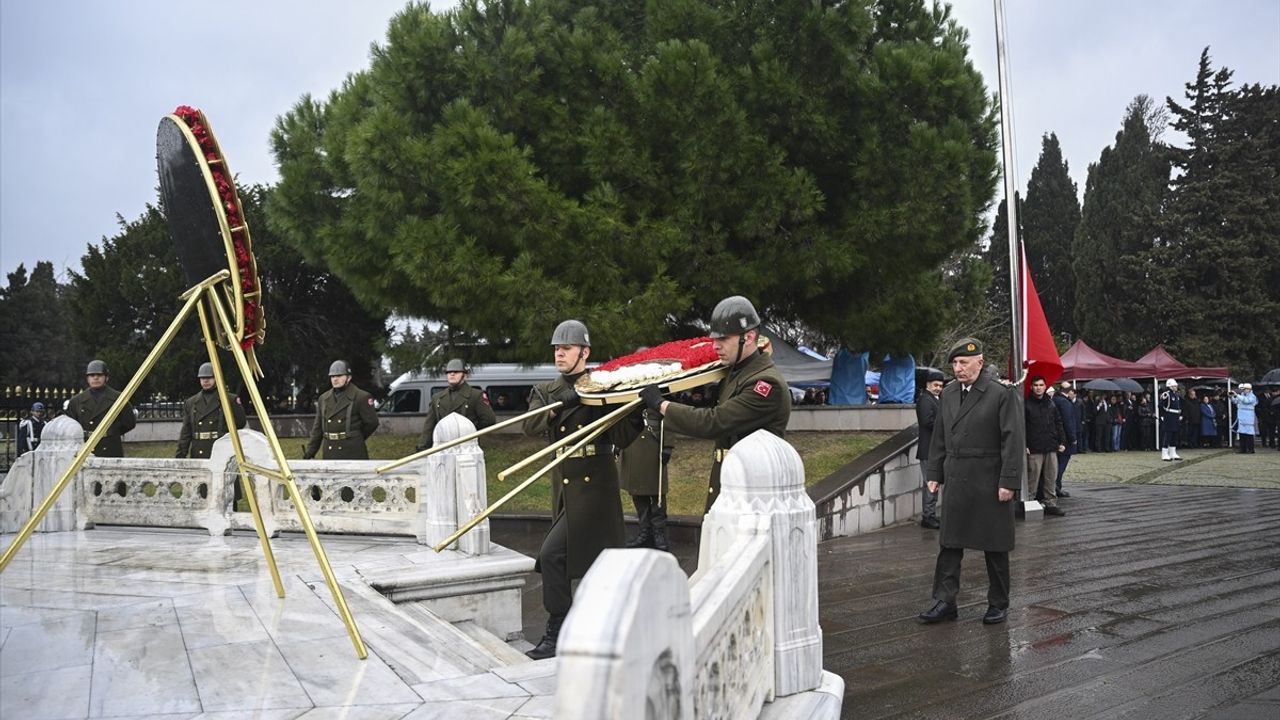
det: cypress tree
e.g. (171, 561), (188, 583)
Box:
(1022, 133), (1080, 337)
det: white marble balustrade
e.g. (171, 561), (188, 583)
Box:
(0, 414), (490, 556)
(552, 429), (844, 720)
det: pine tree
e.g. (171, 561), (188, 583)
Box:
(269, 0), (999, 359)
(1022, 133), (1080, 337)
(1072, 95), (1170, 357)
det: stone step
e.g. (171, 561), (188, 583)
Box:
(453, 618), (534, 665)
(319, 579), (514, 684)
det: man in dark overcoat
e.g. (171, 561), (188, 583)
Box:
(415, 358), (496, 451)
(302, 360), (380, 460)
(65, 359), (136, 457)
(915, 369), (945, 529)
(918, 339), (1024, 626)
(522, 320), (640, 660)
(176, 362), (247, 459)
(642, 296), (791, 513)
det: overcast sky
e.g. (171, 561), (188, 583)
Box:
(2, 1), (1277, 284)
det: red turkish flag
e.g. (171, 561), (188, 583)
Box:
(1021, 244), (1062, 396)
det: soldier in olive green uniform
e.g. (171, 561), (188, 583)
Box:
(522, 320), (641, 660)
(65, 359), (137, 457)
(176, 362), (247, 459)
(415, 358), (497, 451)
(641, 296), (791, 513)
(620, 409), (673, 551)
(303, 360), (380, 460)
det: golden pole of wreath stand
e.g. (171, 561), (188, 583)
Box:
(0, 271), (367, 659)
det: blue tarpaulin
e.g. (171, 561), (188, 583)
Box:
(877, 354), (917, 403)
(830, 349), (869, 405)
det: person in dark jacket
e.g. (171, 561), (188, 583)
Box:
(915, 370), (945, 529)
(176, 362), (247, 459)
(1184, 389), (1202, 449)
(1137, 393), (1156, 450)
(302, 360), (380, 459)
(1052, 383), (1079, 498)
(647, 296), (791, 514)
(16, 402), (46, 456)
(415, 358), (496, 450)
(523, 320), (641, 660)
(1199, 395), (1219, 447)
(1026, 377), (1067, 516)
(65, 359), (136, 457)
(1159, 379), (1183, 461)
(1093, 393), (1113, 452)
(1080, 391), (1095, 453)
(918, 338), (1025, 627)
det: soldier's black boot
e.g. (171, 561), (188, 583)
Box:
(525, 612), (567, 660)
(626, 497), (655, 549)
(650, 502), (671, 553)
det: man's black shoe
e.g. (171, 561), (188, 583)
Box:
(1057, 490), (1071, 498)
(917, 601), (958, 624)
(982, 606), (1008, 625)
(1044, 505), (1066, 517)
(921, 516), (940, 530)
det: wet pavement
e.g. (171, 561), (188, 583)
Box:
(496, 447), (1280, 719)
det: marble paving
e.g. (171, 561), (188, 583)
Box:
(0, 529), (556, 720)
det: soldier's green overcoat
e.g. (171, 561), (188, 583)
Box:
(176, 388), (248, 458)
(524, 373), (640, 578)
(662, 350), (790, 512)
(304, 384), (380, 459)
(65, 386), (136, 457)
(619, 411), (671, 497)
(417, 381), (497, 449)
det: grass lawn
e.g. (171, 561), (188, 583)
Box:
(123, 431), (890, 517)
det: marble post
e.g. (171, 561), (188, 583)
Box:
(554, 549), (695, 720)
(0, 415), (87, 533)
(699, 429), (824, 697)
(417, 413), (489, 555)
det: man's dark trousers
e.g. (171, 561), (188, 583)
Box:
(932, 546), (1010, 609)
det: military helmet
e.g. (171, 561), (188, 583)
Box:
(445, 358), (467, 373)
(328, 360), (352, 376)
(86, 359), (108, 375)
(31, 401), (45, 411)
(197, 362), (215, 378)
(550, 319), (591, 346)
(708, 296), (761, 339)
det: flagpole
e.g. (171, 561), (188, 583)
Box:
(994, 0), (1041, 520)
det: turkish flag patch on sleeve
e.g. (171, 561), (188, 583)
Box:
(368, 398), (375, 406)
(753, 380), (772, 397)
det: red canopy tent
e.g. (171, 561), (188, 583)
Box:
(1059, 340), (1157, 381)
(1134, 345), (1230, 379)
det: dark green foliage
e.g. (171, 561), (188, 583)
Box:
(1158, 49), (1280, 378)
(0, 262), (85, 388)
(1022, 133), (1080, 336)
(1072, 95), (1170, 357)
(65, 186), (388, 402)
(269, 0), (999, 360)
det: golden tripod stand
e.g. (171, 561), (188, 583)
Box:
(0, 271), (367, 659)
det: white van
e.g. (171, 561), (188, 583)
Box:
(383, 364), (565, 414)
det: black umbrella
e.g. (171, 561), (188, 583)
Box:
(1083, 379), (1123, 393)
(1111, 378), (1146, 393)
(1259, 368), (1280, 386)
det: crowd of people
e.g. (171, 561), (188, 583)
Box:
(1058, 384), (1280, 454)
